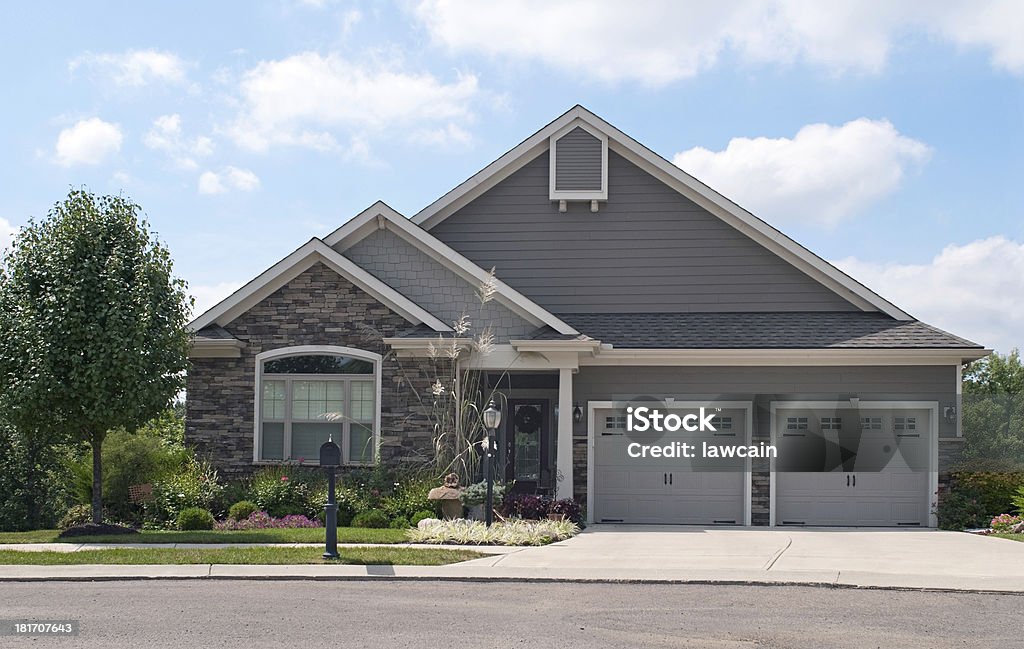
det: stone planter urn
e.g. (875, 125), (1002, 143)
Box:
(427, 473), (464, 519)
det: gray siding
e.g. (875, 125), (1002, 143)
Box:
(430, 150), (859, 313)
(342, 228), (536, 340)
(554, 127), (602, 191)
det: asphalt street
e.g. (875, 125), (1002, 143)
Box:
(2, 580), (1020, 648)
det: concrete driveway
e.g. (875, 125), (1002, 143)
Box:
(462, 525), (1024, 591)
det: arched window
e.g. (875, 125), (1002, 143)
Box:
(254, 346), (381, 465)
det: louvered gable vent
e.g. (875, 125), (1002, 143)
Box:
(549, 122), (608, 204)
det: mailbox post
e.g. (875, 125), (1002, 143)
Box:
(319, 436), (342, 559)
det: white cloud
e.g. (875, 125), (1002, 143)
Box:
(0, 217), (17, 251)
(414, 0), (1024, 84)
(144, 114), (214, 170)
(673, 118), (931, 226)
(834, 236), (1024, 354)
(225, 52), (480, 152)
(69, 49), (187, 86)
(198, 166), (261, 195)
(411, 122), (473, 148)
(54, 118), (123, 167)
(189, 281), (244, 317)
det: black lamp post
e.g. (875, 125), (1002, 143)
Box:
(482, 400), (502, 527)
(319, 435), (342, 559)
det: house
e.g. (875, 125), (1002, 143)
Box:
(186, 105), (988, 527)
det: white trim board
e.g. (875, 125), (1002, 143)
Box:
(323, 201), (578, 335)
(580, 348), (989, 366)
(188, 238), (451, 333)
(768, 400), (939, 528)
(586, 400), (753, 527)
(412, 105), (913, 321)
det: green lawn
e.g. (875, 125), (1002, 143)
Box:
(0, 546), (480, 565)
(991, 533), (1024, 542)
(0, 528), (409, 545)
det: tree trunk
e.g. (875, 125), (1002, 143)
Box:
(91, 432), (103, 525)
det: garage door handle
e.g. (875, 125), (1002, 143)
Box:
(663, 473), (667, 485)
(847, 475), (850, 487)
(853, 475), (856, 487)
(669, 473), (673, 485)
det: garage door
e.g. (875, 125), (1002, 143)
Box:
(774, 405), (932, 527)
(592, 405), (748, 525)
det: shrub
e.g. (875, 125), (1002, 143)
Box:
(69, 410), (191, 523)
(461, 481), (507, 506)
(380, 474), (436, 520)
(145, 458), (223, 528)
(215, 511), (321, 530)
(228, 500), (258, 521)
(937, 490), (990, 530)
(176, 507), (215, 531)
(389, 516), (411, 529)
(0, 419), (77, 532)
(407, 518), (579, 546)
(1013, 485), (1024, 515)
(950, 462), (1024, 518)
(502, 493), (550, 520)
(250, 467), (311, 518)
(351, 509), (389, 529)
(58, 503), (106, 530)
(410, 510), (435, 527)
(549, 498), (583, 524)
(991, 513), (1023, 532)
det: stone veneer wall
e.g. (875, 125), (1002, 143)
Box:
(186, 262), (439, 478)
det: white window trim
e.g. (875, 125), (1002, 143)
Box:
(548, 120), (609, 201)
(253, 345), (383, 466)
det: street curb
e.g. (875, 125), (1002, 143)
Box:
(2, 571), (1022, 595)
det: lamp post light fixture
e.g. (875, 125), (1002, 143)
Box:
(482, 399), (502, 527)
(319, 435), (342, 559)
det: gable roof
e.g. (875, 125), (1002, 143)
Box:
(188, 238), (451, 333)
(412, 105), (913, 321)
(323, 201), (578, 335)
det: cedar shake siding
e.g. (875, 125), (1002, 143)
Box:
(185, 262), (438, 477)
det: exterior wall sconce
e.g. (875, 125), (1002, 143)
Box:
(943, 405), (957, 424)
(573, 404), (583, 424)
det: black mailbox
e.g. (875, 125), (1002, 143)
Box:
(319, 438), (341, 467)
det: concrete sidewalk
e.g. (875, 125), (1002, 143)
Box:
(2, 526), (1023, 593)
(0, 541), (514, 553)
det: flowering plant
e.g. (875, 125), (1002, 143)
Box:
(990, 513), (1022, 533)
(215, 511), (321, 530)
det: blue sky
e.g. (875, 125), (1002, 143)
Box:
(1, 1), (1021, 352)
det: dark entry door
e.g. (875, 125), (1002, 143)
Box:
(503, 399), (548, 493)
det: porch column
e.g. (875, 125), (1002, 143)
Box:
(556, 367), (574, 500)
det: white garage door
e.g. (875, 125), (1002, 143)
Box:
(592, 405), (748, 525)
(774, 405), (933, 527)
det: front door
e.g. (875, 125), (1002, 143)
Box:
(503, 399), (549, 493)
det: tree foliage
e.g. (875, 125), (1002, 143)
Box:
(0, 190), (192, 524)
(962, 350), (1024, 465)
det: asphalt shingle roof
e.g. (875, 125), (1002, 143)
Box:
(539, 312), (983, 349)
(194, 325), (238, 341)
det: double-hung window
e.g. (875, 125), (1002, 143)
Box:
(256, 347), (379, 465)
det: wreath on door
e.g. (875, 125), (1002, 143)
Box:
(514, 404), (542, 434)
